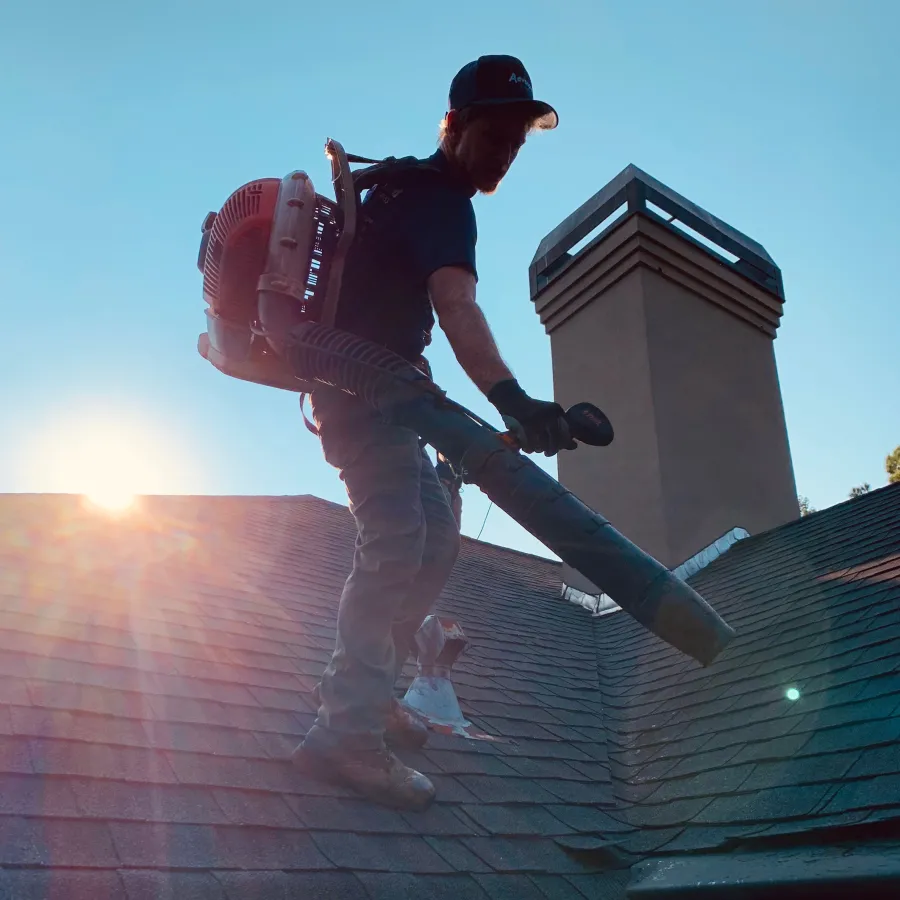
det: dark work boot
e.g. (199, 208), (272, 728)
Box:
(385, 698), (430, 750)
(291, 741), (436, 812)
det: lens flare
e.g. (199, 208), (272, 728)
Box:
(785, 687), (801, 701)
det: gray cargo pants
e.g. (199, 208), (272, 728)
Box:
(302, 386), (461, 752)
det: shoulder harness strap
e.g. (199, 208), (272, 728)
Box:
(351, 155), (442, 196)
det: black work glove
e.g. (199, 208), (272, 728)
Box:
(488, 379), (577, 457)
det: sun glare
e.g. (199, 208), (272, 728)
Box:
(85, 485), (137, 514)
(22, 406), (192, 512)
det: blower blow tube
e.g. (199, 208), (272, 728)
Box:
(285, 320), (735, 667)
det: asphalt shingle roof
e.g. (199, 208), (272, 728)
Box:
(593, 482), (900, 861)
(0, 492), (629, 899)
(1, 482), (898, 898)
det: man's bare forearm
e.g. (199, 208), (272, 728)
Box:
(428, 267), (514, 395)
(438, 298), (514, 394)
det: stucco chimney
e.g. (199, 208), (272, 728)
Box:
(531, 165), (799, 594)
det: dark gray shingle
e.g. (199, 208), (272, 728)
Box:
(1, 484), (898, 894)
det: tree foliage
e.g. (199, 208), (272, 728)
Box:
(797, 445), (900, 518)
(887, 445), (900, 485)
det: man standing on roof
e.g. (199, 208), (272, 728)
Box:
(292, 55), (574, 811)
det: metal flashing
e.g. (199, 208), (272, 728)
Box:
(563, 527), (750, 616)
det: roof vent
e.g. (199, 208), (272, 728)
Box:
(401, 615), (504, 743)
(564, 527), (751, 616)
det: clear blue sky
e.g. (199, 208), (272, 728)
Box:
(2, 0), (897, 558)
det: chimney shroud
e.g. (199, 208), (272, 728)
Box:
(530, 165), (799, 592)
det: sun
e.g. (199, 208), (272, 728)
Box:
(64, 426), (156, 514)
(21, 405), (192, 511)
(85, 484), (138, 514)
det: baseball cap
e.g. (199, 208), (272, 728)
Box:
(448, 55), (558, 130)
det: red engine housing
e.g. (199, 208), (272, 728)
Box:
(200, 178), (281, 325)
(196, 139), (355, 392)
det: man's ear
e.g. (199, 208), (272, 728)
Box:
(445, 108), (461, 137)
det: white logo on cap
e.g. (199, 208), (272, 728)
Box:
(509, 73), (532, 90)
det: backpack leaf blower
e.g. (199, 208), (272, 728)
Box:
(196, 139), (735, 666)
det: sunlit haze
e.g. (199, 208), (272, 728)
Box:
(19, 405), (193, 513)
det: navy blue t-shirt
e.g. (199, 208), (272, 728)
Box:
(334, 149), (477, 362)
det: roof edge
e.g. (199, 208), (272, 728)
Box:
(628, 842), (900, 898)
(779, 480), (900, 527)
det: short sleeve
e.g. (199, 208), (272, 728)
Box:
(403, 180), (477, 282)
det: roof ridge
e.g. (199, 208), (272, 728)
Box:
(461, 534), (561, 566)
(13, 485), (899, 570)
(703, 480), (900, 554)
(274, 494), (564, 567)
(0, 490), (562, 566)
